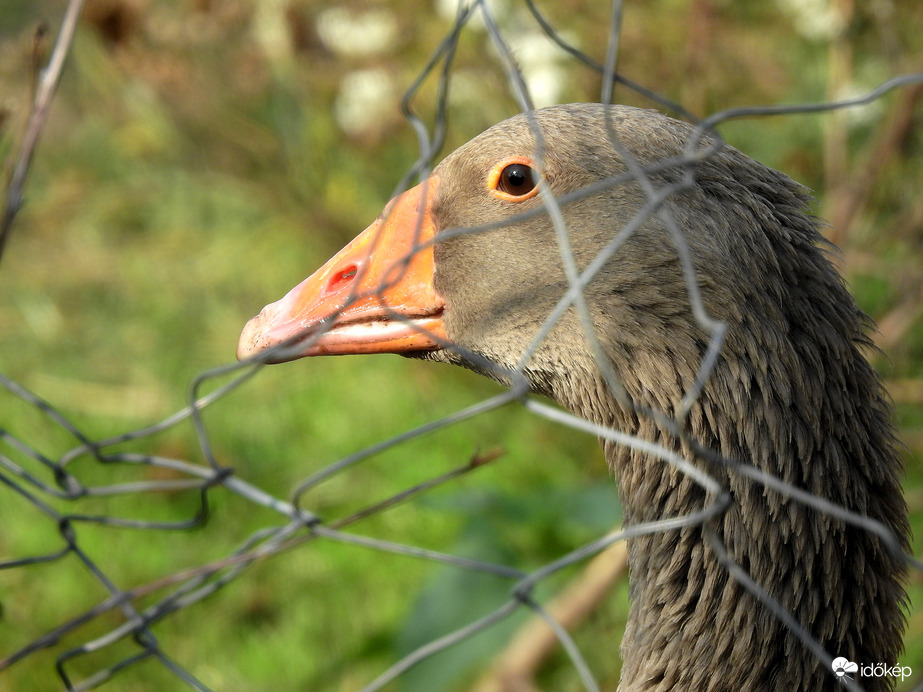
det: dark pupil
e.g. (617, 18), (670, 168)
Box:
(501, 163), (535, 195)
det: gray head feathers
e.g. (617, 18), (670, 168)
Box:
(422, 103), (908, 691)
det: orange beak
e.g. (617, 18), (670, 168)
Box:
(237, 179), (446, 363)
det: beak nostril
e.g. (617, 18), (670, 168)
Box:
(325, 263), (359, 295)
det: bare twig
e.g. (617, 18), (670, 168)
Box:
(0, 0), (87, 263)
(824, 80), (923, 242)
(471, 542), (629, 692)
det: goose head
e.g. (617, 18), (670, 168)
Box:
(237, 103), (908, 691)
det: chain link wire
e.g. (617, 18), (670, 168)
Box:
(2, 1), (922, 690)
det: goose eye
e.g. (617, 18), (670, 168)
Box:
(488, 158), (540, 201)
(498, 163), (536, 196)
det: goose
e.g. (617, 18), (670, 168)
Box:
(237, 103), (909, 691)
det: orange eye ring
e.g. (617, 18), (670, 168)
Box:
(487, 156), (541, 202)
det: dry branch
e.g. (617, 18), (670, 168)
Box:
(471, 541), (629, 692)
(0, 0), (86, 263)
(824, 81), (923, 244)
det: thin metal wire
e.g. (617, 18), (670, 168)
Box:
(0, 1), (920, 691)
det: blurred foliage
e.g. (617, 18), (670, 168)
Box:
(0, 0), (921, 691)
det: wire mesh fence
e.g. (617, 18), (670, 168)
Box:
(2, 1), (923, 690)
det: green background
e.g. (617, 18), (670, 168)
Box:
(1, 1), (922, 690)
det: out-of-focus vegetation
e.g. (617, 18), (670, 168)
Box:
(0, 1), (921, 691)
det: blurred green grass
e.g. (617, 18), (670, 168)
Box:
(1, 1), (922, 691)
